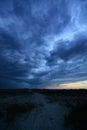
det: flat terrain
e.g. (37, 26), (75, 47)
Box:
(0, 89), (87, 130)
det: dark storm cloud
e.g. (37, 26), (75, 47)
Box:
(46, 36), (87, 65)
(0, 0), (87, 88)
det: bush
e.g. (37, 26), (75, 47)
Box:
(6, 103), (36, 122)
(64, 102), (87, 130)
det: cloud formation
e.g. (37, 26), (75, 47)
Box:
(0, 0), (87, 88)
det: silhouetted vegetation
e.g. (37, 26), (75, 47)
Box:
(0, 89), (87, 130)
(0, 89), (33, 96)
(0, 89), (87, 96)
(6, 103), (36, 123)
(64, 102), (87, 130)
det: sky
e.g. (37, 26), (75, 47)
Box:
(0, 0), (87, 89)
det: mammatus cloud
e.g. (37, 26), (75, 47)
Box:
(0, 0), (87, 88)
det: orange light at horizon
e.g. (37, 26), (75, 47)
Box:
(46, 81), (87, 89)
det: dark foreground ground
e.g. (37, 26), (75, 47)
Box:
(0, 89), (87, 130)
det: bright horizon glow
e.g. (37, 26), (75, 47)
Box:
(46, 80), (87, 89)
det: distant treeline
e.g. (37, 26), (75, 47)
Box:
(0, 89), (87, 96)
